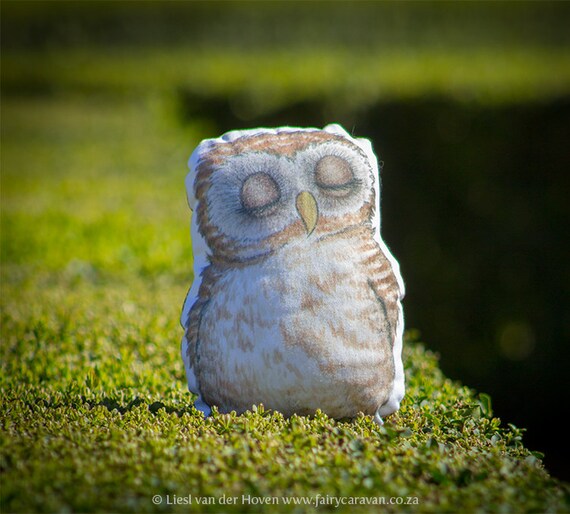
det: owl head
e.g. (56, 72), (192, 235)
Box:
(186, 124), (382, 263)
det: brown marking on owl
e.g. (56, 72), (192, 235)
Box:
(280, 320), (317, 356)
(300, 291), (323, 314)
(363, 248), (402, 347)
(273, 349), (284, 365)
(307, 274), (338, 295)
(257, 313), (276, 330)
(202, 131), (349, 164)
(360, 249), (386, 268)
(329, 323), (360, 349)
(315, 203), (375, 238)
(237, 335), (255, 352)
(317, 359), (339, 376)
(270, 278), (290, 297)
(265, 219), (308, 250)
(355, 235), (378, 250)
(281, 319), (350, 377)
(194, 176), (211, 202)
(234, 308), (254, 330)
(285, 362), (303, 380)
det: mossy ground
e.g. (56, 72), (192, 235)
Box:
(2, 42), (570, 512)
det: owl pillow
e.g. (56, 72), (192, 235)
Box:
(181, 124), (405, 424)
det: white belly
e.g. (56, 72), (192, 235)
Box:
(195, 242), (394, 418)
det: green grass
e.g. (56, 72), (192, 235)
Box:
(2, 61), (570, 512)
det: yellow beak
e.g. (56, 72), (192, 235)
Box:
(295, 191), (318, 236)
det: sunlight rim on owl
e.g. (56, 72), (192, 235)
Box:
(181, 124), (405, 424)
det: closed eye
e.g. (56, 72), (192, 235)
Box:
(317, 178), (362, 196)
(315, 155), (359, 196)
(240, 172), (281, 217)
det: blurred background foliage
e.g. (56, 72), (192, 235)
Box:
(2, 1), (569, 480)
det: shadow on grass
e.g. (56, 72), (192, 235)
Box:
(34, 395), (198, 418)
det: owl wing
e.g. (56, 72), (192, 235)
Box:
(181, 265), (220, 397)
(365, 241), (406, 417)
(366, 246), (404, 344)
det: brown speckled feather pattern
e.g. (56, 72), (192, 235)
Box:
(185, 224), (401, 418)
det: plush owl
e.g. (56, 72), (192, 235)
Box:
(181, 124), (405, 424)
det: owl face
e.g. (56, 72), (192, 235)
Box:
(193, 132), (376, 262)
